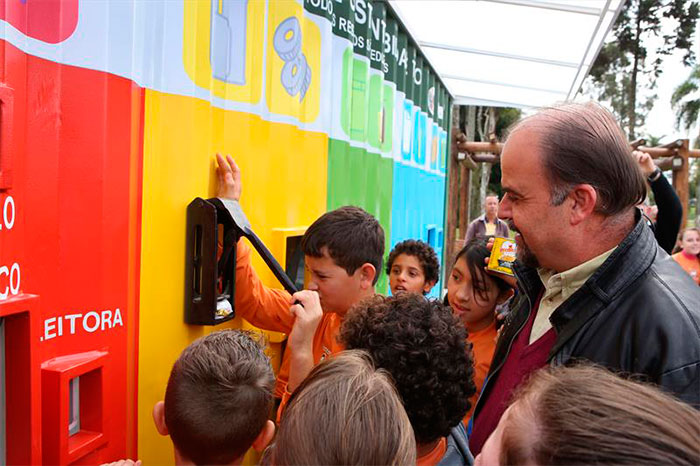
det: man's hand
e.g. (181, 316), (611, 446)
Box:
(633, 150), (656, 177)
(484, 237), (518, 289)
(216, 153), (242, 201)
(287, 291), (323, 352)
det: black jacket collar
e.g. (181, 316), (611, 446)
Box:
(512, 211), (656, 355)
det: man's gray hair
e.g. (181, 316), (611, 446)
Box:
(510, 102), (647, 216)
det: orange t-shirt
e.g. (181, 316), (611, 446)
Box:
(672, 252), (700, 285)
(416, 437), (447, 466)
(464, 320), (498, 424)
(234, 240), (345, 409)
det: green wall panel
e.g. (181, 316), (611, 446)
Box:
(327, 138), (393, 293)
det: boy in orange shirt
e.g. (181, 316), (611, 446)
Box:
(386, 239), (440, 296)
(216, 154), (383, 406)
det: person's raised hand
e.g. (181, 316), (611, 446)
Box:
(633, 150), (656, 177)
(483, 237), (518, 289)
(287, 291), (323, 352)
(216, 153), (242, 201)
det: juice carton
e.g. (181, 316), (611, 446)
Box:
(487, 237), (517, 276)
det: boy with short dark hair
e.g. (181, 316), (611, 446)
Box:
(152, 330), (275, 465)
(386, 239), (440, 295)
(216, 155), (383, 405)
(340, 294), (476, 466)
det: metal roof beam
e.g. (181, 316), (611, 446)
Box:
(453, 95), (536, 109)
(479, 0), (603, 16)
(419, 41), (579, 68)
(566, 0), (624, 99)
(443, 74), (567, 95)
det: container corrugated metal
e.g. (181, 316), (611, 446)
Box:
(0, 1), (452, 463)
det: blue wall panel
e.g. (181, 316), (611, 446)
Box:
(390, 163), (446, 298)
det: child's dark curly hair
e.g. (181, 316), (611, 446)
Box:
(340, 294), (475, 445)
(386, 240), (440, 285)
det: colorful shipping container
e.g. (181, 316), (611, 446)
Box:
(0, 1), (451, 463)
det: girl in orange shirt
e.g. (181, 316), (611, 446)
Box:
(672, 227), (700, 285)
(447, 238), (514, 424)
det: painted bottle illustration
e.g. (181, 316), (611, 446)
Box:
(368, 78), (395, 152)
(439, 130), (447, 173)
(210, 0), (249, 85)
(341, 47), (369, 142)
(401, 100), (413, 161)
(431, 122), (439, 170)
(413, 107), (426, 166)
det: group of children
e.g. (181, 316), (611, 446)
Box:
(117, 154), (698, 466)
(144, 154), (513, 465)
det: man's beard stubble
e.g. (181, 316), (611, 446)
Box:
(508, 220), (540, 269)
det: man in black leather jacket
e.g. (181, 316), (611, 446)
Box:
(468, 102), (700, 456)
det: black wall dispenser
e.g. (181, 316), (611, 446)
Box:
(184, 197), (299, 325)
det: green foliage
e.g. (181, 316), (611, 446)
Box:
(494, 107), (522, 137)
(488, 108), (521, 198)
(587, 0), (699, 139)
(671, 65), (700, 140)
(643, 134), (665, 146)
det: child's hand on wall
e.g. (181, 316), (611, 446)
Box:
(216, 153), (242, 201)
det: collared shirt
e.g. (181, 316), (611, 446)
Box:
(530, 247), (615, 344)
(464, 215), (510, 243)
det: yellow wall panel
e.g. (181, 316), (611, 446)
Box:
(137, 89), (327, 464)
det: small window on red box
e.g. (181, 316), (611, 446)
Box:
(41, 350), (107, 464)
(68, 377), (80, 436)
(67, 368), (104, 453)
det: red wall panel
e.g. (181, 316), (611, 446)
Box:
(0, 40), (143, 463)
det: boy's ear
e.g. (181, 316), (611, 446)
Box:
(152, 401), (169, 436)
(496, 288), (515, 305)
(423, 280), (437, 294)
(358, 263), (377, 288)
(251, 420), (276, 453)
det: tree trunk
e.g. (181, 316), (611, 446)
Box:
(695, 159), (700, 228)
(628, 0), (642, 140)
(469, 107), (496, 219)
(446, 104), (462, 272)
(466, 106), (482, 222)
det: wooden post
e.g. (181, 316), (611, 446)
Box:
(459, 162), (470, 248)
(445, 105), (461, 273)
(672, 139), (690, 229)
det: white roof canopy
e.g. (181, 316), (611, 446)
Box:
(389, 0), (625, 108)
